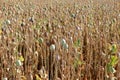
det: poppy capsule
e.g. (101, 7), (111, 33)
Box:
(50, 44), (56, 51)
(6, 20), (11, 25)
(63, 43), (68, 49)
(61, 39), (66, 46)
(2, 77), (8, 80)
(16, 60), (22, 66)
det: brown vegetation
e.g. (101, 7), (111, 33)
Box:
(0, 0), (120, 80)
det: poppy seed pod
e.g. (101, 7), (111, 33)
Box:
(39, 38), (44, 43)
(63, 43), (68, 49)
(61, 39), (66, 46)
(34, 51), (38, 57)
(6, 20), (11, 25)
(17, 69), (21, 73)
(2, 77), (8, 80)
(21, 22), (26, 27)
(28, 16), (34, 23)
(50, 44), (56, 51)
(16, 60), (22, 66)
(55, 54), (61, 61)
(76, 26), (80, 30)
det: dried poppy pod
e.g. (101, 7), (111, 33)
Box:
(28, 16), (35, 23)
(34, 51), (39, 57)
(44, 32), (49, 37)
(50, 38), (56, 44)
(46, 40), (51, 47)
(20, 22), (26, 27)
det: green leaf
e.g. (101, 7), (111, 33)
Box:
(18, 56), (24, 62)
(109, 44), (117, 53)
(74, 39), (81, 47)
(74, 58), (83, 68)
(35, 74), (42, 80)
(109, 56), (118, 67)
(107, 64), (116, 73)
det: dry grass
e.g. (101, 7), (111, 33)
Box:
(0, 0), (120, 80)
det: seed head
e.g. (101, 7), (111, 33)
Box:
(2, 77), (8, 80)
(61, 39), (66, 46)
(16, 60), (22, 66)
(50, 44), (56, 51)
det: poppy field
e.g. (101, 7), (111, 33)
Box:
(0, 0), (120, 80)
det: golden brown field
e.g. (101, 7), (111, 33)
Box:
(0, 0), (120, 80)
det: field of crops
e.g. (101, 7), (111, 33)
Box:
(0, 0), (120, 80)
